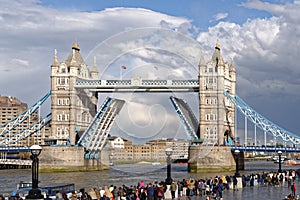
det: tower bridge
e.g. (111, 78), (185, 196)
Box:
(1, 42), (300, 172)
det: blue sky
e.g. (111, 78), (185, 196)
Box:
(39, 0), (274, 32)
(0, 0), (300, 145)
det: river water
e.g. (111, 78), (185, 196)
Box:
(1, 160), (299, 199)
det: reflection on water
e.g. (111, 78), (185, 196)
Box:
(1, 160), (300, 199)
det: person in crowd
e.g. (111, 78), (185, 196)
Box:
(95, 188), (101, 200)
(104, 186), (113, 200)
(156, 183), (164, 200)
(170, 181), (177, 200)
(69, 192), (77, 200)
(88, 188), (97, 200)
(147, 183), (154, 200)
(291, 182), (296, 198)
(233, 176), (238, 191)
(177, 181), (183, 199)
(139, 186), (147, 200)
(112, 186), (119, 200)
(215, 179), (224, 200)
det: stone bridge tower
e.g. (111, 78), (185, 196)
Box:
(49, 43), (99, 146)
(198, 43), (236, 145)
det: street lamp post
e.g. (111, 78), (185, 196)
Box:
(278, 151), (282, 173)
(26, 145), (43, 200)
(165, 148), (173, 185)
(234, 149), (240, 177)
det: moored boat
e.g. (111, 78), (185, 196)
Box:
(11, 182), (76, 199)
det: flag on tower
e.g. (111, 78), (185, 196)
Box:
(121, 65), (127, 69)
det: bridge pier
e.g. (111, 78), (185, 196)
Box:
(39, 146), (110, 172)
(188, 146), (244, 173)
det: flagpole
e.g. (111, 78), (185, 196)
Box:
(120, 66), (126, 80)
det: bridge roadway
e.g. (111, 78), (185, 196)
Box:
(231, 146), (300, 153)
(2, 145), (300, 153)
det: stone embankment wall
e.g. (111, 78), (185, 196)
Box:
(39, 146), (110, 172)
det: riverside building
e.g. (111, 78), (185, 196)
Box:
(0, 95), (49, 147)
(109, 137), (189, 163)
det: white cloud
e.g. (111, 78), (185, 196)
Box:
(212, 12), (228, 21)
(0, 1), (194, 99)
(197, 0), (300, 135)
(11, 58), (29, 67)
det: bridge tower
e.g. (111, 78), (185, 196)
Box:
(198, 42), (236, 145)
(188, 43), (238, 172)
(50, 43), (99, 146)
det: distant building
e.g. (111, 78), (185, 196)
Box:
(0, 95), (49, 146)
(109, 136), (126, 149)
(108, 137), (189, 162)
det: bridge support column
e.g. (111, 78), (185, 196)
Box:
(84, 149), (110, 171)
(188, 146), (244, 173)
(39, 146), (110, 171)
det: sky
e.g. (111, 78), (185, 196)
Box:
(1, 0), (300, 145)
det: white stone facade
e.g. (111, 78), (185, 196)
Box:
(198, 43), (236, 145)
(50, 43), (99, 145)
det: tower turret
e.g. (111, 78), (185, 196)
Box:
(211, 42), (225, 67)
(229, 59), (236, 95)
(90, 56), (99, 79)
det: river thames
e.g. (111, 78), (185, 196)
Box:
(1, 160), (299, 199)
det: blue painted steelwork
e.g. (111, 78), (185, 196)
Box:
(0, 146), (30, 152)
(0, 91), (51, 137)
(169, 96), (199, 140)
(76, 97), (112, 146)
(231, 146), (300, 153)
(224, 90), (300, 145)
(77, 97), (125, 159)
(0, 113), (52, 145)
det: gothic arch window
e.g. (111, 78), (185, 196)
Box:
(57, 127), (62, 138)
(57, 114), (62, 121)
(82, 111), (88, 122)
(62, 127), (69, 137)
(59, 63), (67, 73)
(205, 127), (209, 138)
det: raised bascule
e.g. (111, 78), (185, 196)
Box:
(1, 41), (300, 172)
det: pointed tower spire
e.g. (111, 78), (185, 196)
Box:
(72, 42), (80, 51)
(229, 58), (235, 72)
(90, 56), (99, 79)
(93, 56), (97, 67)
(199, 53), (206, 67)
(91, 56), (98, 72)
(70, 48), (77, 66)
(52, 49), (58, 66)
(71, 42), (80, 65)
(212, 41), (224, 66)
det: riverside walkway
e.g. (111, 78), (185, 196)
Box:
(5, 169), (296, 200)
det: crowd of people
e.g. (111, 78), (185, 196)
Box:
(4, 169), (300, 200)
(62, 169), (299, 200)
